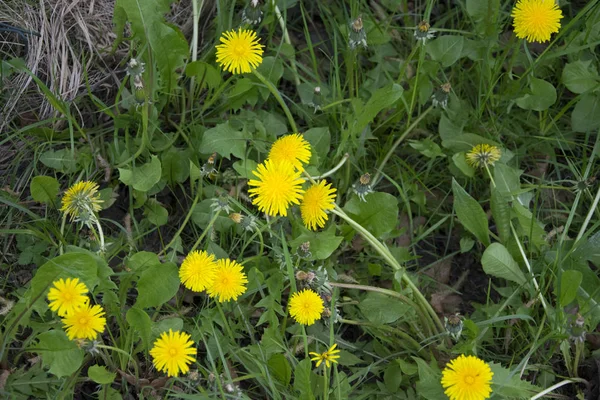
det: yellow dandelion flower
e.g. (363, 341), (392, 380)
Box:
(289, 289), (324, 326)
(207, 259), (248, 302)
(248, 159), (305, 217)
(309, 344), (341, 368)
(512, 0), (563, 43)
(62, 303), (106, 340)
(150, 329), (197, 377)
(215, 28), (264, 74)
(47, 278), (89, 317)
(300, 180), (337, 231)
(465, 144), (501, 168)
(179, 250), (217, 292)
(60, 181), (103, 221)
(441, 354), (494, 400)
(268, 134), (312, 171)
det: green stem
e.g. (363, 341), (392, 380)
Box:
(190, 211), (221, 252)
(530, 378), (587, 400)
(309, 154), (349, 180)
(301, 325), (309, 358)
(323, 366), (328, 400)
(216, 301), (236, 340)
(59, 214), (67, 255)
(252, 69), (298, 132)
(271, 0), (300, 86)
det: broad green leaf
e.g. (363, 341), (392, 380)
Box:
(490, 187), (511, 244)
(414, 357), (445, 400)
(304, 127), (331, 165)
(151, 318), (183, 342)
(489, 362), (540, 399)
(494, 163), (521, 198)
(358, 292), (413, 324)
(39, 149), (77, 173)
(560, 270), (583, 306)
(161, 148), (189, 184)
(192, 199), (234, 231)
(144, 199), (168, 226)
(426, 36), (465, 67)
(409, 138), (445, 159)
(135, 261), (179, 309)
(481, 243), (527, 285)
(289, 224), (344, 260)
(384, 362), (403, 393)
(126, 307), (152, 351)
(255, 56), (284, 99)
(88, 365), (116, 384)
(293, 359), (314, 400)
(351, 84), (404, 136)
(441, 133), (500, 152)
(516, 78), (557, 111)
(562, 60), (600, 94)
(185, 61), (222, 90)
(572, 93), (600, 132)
(127, 251), (160, 272)
(233, 159), (259, 179)
(452, 152), (475, 177)
(512, 203), (546, 250)
(572, 231), (600, 265)
(268, 354), (292, 386)
(30, 176), (59, 206)
(118, 156), (162, 192)
(34, 330), (84, 378)
(344, 192), (399, 238)
(200, 122), (251, 159)
(452, 179), (490, 246)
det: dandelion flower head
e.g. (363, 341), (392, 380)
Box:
(60, 181), (103, 221)
(268, 134), (312, 171)
(150, 329), (197, 377)
(47, 277), (89, 317)
(207, 258), (248, 302)
(300, 180), (337, 231)
(310, 343), (341, 368)
(466, 144), (501, 168)
(215, 28), (264, 74)
(441, 354), (493, 400)
(512, 0), (563, 43)
(179, 250), (217, 292)
(289, 289), (324, 326)
(62, 303), (106, 340)
(248, 159), (305, 217)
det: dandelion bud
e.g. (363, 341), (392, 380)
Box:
(432, 83), (451, 109)
(445, 314), (464, 341)
(242, 0), (263, 25)
(349, 17), (367, 49)
(414, 20), (436, 44)
(352, 173), (374, 202)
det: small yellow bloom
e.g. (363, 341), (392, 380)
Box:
(300, 180), (337, 231)
(512, 0), (563, 43)
(47, 278), (89, 317)
(207, 259), (248, 302)
(248, 159), (305, 217)
(309, 344), (341, 368)
(268, 134), (312, 171)
(441, 354), (493, 400)
(215, 28), (264, 74)
(62, 303), (106, 340)
(60, 181), (103, 221)
(150, 329), (197, 377)
(179, 250), (217, 292)
(289, 289), (324, 326)
(465, 144), (501, 168)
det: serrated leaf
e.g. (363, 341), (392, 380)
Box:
(344, 192), (399, 238)
(481, 243), (527, 285)
(135, 262), (179, 309)
(414, 357), (445, 400)
(200, 122), (251, 159)
(516, 78), (557, 111)
(489, 362), (540, 399)
(452, 179), (490, 246)
(34, 330), (84, 378)
(118, 156), (162, 192)
(88, 365), (116, 384)
(30, 176), (59, 206)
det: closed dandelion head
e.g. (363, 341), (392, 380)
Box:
(432, 83), (451, 109)
(352, 173), (374, 202)
(309, 343), (341, 368)
(60, 181), (103, 223)
(349, 16), (367, 49)
(150, 329), (197, 377)
(268, 134), (312, 171)
(240, 214), (258, 232)
(230, 213), (244, 224)
(466, 144), (501, 168)
(289, 289), (324, 326)
(248, 159), (305, 217)
(414, 20), (435, 44)
(512, 0), (563, 43)
(126, 58), (145, 76)
(47, 278), (89, 317)
(445, 314), (464, 341)
(300, 180), (337, 231)
(62, 303), (106, 341)
(216, 28), (264, 74)
(211, 194), (232, 214)
(207, 259), (248, 302)
(242, 0), (263, 25)
(441, 355), (493, 400)
(179, 250), (217, 292)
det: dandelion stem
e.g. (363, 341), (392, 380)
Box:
(530, 378), (587, 400)
(190, 211), (221, 252)
(252, 69), (298, 132)
(308, 153), (350, 180)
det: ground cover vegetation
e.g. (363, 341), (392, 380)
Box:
(1, 0), (599, 398)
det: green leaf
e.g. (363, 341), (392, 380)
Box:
(88, 365), (116, 384)
(481, 243), (527, 285)
(200, 122), (251, 159)
(135, 261), (179, 309)
(152, 318), (183, 342)
(39, 149), (77, 173)
(289, 224), (343, 260)
(384, 362), (403, 393)
(516, 78), (557, 111)
(560, 270), (583, 306)
(351, 84), (404, 136)
(494, 163), (521, 198)
(572, 231), (600, 265)
(409, 138), (445, 159)
(512, 203), (546, 250)
(490, 187), (511, 244)
(441, 133), (500, 152)
(34, 330), (84, 378)
(118, 156), (162, 192)
(185, 61), (222, 90)
(414, 357), (446, 400)
(127, 251), (160, 272)
(126, 307), (152, 352)
(572, 93), (600, 132)
(562, 60), (600, 94)
(161, 148), (190, 184)
(192, 199), (234, 231)
(144, 199), (168, 226)
(255, 56), (284, 99)
(233, 159), (259, 179)
(452, 152), (475, 177)
(268, 354), (292, 386)
(452, 179), (490, 246)
(344, 192), (399, 238)
(489, 362), (540, 399)
(359, 292), (413, 324)
(293, 359), (314, 400)
(303, 127), (331, 165)
(30, 176), (59, 206)
(426, 36), (465, 67)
